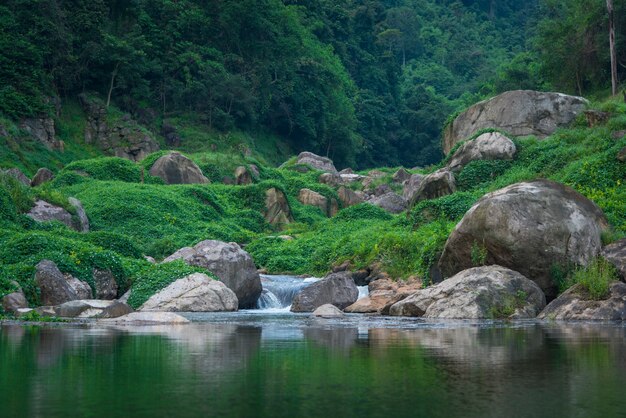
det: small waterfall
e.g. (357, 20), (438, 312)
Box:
(357, 285), (369, 300)
(256, 275), (320, 310)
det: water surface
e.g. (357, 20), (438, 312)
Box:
(2, 314), (625, 418)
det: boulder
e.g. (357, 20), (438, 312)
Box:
(27, 200), (74, 230)
(291, 272), (358, 312)
(392, 168), (411, 184)
(298, 188), (337, 217)
(611, 130), (626, 140)
(538, 282), (626, 321)
(264, 187), (294, 227)
(338, 186), (365, 208)
(35, 260), (90, 306)
(2, 288), (28, 313)
(20, 117), (61, 150)
(99, 301), (134, 318)
(618, 147), (626, 162)
(319, 172), (342, 187)
(602, 239), (626, 280)
(3, 168), (30, 186)
(100, 312), (190, 324)
(30, 168), (54, 187)
(345, 278), (421, 314)
(249, 164), (260, 178)
(438, 180), (608, 299)
(411, 169), (456, 204)
(234, 166), (253, 185)
(368, 192), (407, 214)
(164, 240), (262, 309)
(68, 197), (89, 232)
(340, 173), (366, 184)
(373, 184), (392, 197)
(312, 304), (345, 318)
(362, 170), (386, 190)
(584, 110), (610, 127)
(93, 269), (118, 300)
(296, 152), (337, 173)
(65, 275), (92, 299)
(149, 152), (209, 184)
(447, 132), (517, 172)
(403, 174), (425, 202)
(140, 273), (238, 312)
(443, 90), (588, 154)
(53, 299), (128, 318)
(389, 266), (546, 319)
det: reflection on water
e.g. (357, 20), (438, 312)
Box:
(2, 318), (626, 418)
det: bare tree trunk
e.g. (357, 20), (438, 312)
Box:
(489, 0), (496, 20)
(607, 0), (618, 96)
(106, 62), (120, 108)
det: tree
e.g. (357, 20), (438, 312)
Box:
(607, 0), (618, 95)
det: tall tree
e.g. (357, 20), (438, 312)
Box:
(607, 0), (618, 95)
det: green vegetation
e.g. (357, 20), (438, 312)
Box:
(561, 258), (618, 300)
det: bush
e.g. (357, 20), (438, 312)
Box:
(63, 158), (143, 183)
(561, 258), (618, 300)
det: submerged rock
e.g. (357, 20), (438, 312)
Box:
(538, 282), (626, 321)
(389, 266), (546, 319)
(345, 278), (421, 314)
(139, 273), (238, 312)
(54, 299), (132, 318)
(312, 304), (345, 318)
(291, 272), (358, 312)
(101, 312), (190, 324)
(438, 180), (608, 299)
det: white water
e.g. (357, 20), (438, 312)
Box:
(255, 274), (369, 312)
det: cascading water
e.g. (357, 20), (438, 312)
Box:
(255, 274), (369, 311)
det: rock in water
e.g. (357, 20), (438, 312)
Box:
(538, 282), (626, 321)
(296, 152), (337, 173)
(101, 312), (190, 324)
(447, 132), (517, 172)
(312, 304), (345, 318)
(345, 278), (421, 314)
(164, 241), (261, 309)
(35, 260), (90, 306)
(291, 272), (358, 312)
(443, 90), (588, 154)
(389, 266), (545, 319)
(149, 152), (209, 184)
(438, 180), (608, 299)
(139, 273), (238, 312)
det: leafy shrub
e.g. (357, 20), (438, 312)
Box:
(333, 203), (393, 222)
(410, 192), (478, 226)
(561, 258), (618, 300)
(457, 159), (513, 190)
(63, 158), (143, 183)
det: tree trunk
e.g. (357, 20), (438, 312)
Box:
(106, 62), (120, 108)
(489, 0), (496, 20)
(607, 0), (618, 96)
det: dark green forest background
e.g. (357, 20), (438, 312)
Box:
(1, 0), (624, 168)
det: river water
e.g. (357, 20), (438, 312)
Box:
(2, 277), (626, 418)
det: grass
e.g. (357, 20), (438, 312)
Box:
(561, 258), (618, 300)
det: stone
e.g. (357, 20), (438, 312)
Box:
(338, 186), (365, 208)
(100, 312), (190, 324)
(447, 132), (517, 173)
(373, 183), (392, 197)
(14, 308), (34, 318)
(234, 166), (253, 185)
(2, 290), (28, 313)
(368, 192), (407, 214)
(319, 172), (342, 187)
(93, 269), (118, 300)
(602, 239), (626, 280)
(140, 273), (238, 312)
(68, 197), (89, 232)
(149, 152), (209, 184)
(65, 275), (93, 299)
(30, 168), (54, 187)
(411, 169), (456, 204)
(99, 301), (134, 318)
(35, 260), (82, 306)
(611, 130), (626, 140)
(20, 117), (60, 149)
(3, 168), (30, 186)
(443, 90), (588, 154)
(538, 282), (626, 321)
(584, 110), (610, 127)
(298, 188), (337, 217)
(164, 240), (262, 309)
(345, 278), (421, 314)
(438, 180), (608, 299)
(264, 187), (294, 227)
(403, 174), (425, 202)
(362, 170), (386, 190)
(249, 164), (260, 178)
(296, 151), (337, 173)
(339, 168), (354, 175)
(339, 173), (366, 184)
(291, 272), (358, 312)
(54, 300), (115, 318)
(27, 200), (74, 230)
(118, 289), (132, 304)
(392, 168), (411, 184)
(312, 304), (345, 318)
(389, 266), (546, 319)
(618, 147), (626, 162)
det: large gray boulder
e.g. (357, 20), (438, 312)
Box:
(345, 278), (421, 314)
(164, 240), (262, 308)
(35, 260), (91, 306)
(312, 304), (345, 318)
(411, 169), (456, 204)
(234, 166), (253, 185)
(438, 180), (608, 299)
(27, 200), (73, 229)
(68, 197), (89, 232)
(403, 174), (425, 202)
(264, 188), (294, 227)
(338, 186), (365, 208)
(291, 272), (358, 312)
(447, 132), (517, 172)
(30, 168), (54, 187)
(100, 312), (190, 324)
(149, 152), (209, 184)
(93, 269), (118, 300)
(443, 90), (588, 154)
(538, 282), (626, 320)
(140, 273), (238, 312)
(298, 188), (338, 217)
(54, 299), (132, 318)
(389, 266), (546, 319)
(368, 192), (408, 214)
(296, 152), (337, 173)
(2, 285), (28, 313)
(602, 239), (626, 280)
